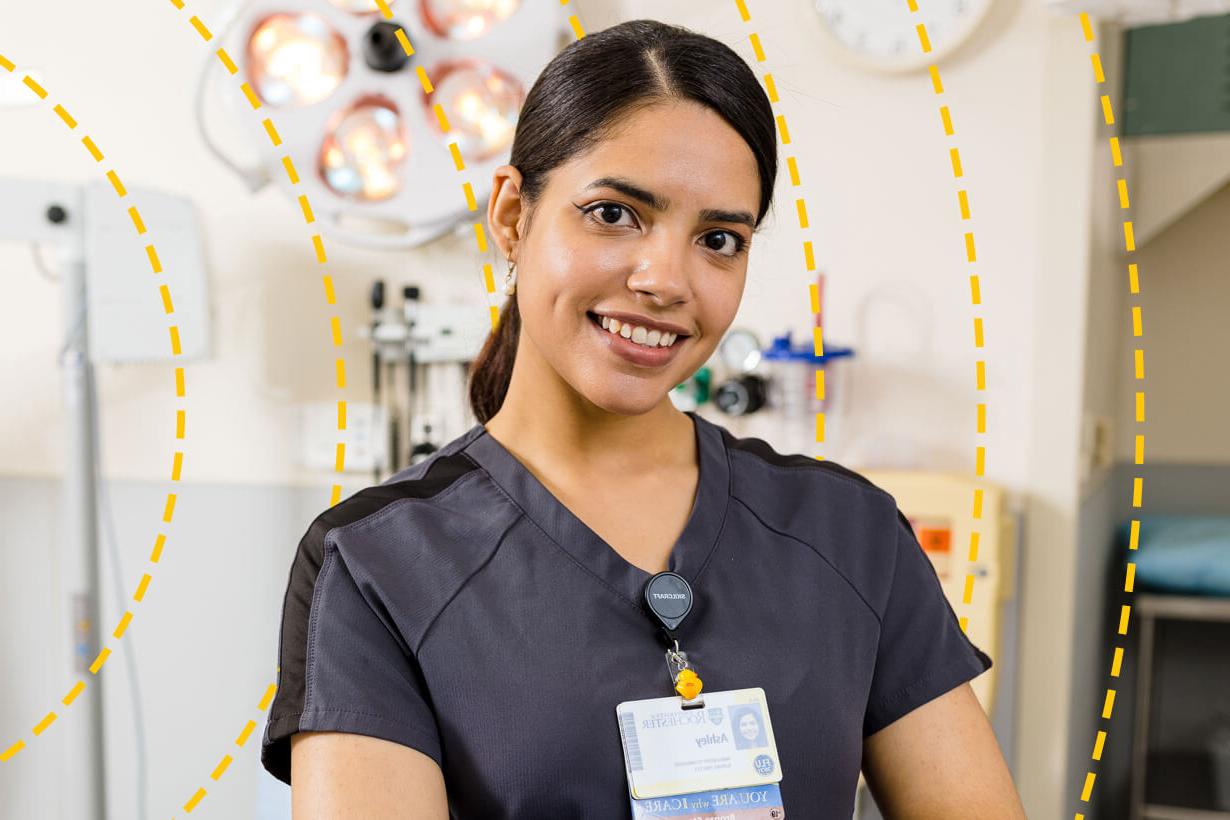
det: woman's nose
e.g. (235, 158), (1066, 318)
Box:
(626, 234), (691, 302)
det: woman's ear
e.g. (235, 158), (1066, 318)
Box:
(488, 164), (526, 261)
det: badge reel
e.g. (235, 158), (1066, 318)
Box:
(644, 571), (705, 708)
(614, 571), (787, 818)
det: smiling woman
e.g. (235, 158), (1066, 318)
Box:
(262, 17), (1024, 820)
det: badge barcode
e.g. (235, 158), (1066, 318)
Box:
(618, 711), (643, 771)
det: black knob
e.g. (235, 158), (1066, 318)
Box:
(363, 21), (410, 72)
(46, 204), (68, 224)
(714, 374), (767, 416)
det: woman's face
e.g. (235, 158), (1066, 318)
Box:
(489, 99), (762, 417)
(738, 712), (760, 742)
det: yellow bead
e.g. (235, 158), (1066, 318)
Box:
(674, 668), (703, 700)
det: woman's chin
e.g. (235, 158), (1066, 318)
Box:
(583, 385), (671, 417)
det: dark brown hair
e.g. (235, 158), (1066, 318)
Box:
(467, 18), (779, 424)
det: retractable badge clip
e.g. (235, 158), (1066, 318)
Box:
(644, 571), (704, 706)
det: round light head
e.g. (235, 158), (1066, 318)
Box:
(426, 60), (522, 161)
(247, 13), (348, 107)
(319, 97), (409, 201)
(328, 0), (397, 13)
(420, 0), (520, 40)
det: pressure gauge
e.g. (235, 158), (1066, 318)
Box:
(718, 328), (763, 374)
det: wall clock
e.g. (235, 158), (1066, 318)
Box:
(813, 0), (999, 73)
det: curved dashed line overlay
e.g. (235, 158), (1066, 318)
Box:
(730, 1), (828, 454)
(0, 51), (194, 768)
(150, 0), (589, 813)
(1072, 13), (1145, 818)
(899, 0), (991, 637)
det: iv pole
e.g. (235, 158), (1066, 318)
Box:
(1, 179), (107, 820)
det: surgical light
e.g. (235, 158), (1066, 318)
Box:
(198, 0), (567, 248)
(425, 60), (521, 161)
(320, 97), (408, 200)
(247, 13), (349, 106)
(421, 0), (520, 41)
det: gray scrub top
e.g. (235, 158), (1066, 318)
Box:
(260, 410), (992, 819)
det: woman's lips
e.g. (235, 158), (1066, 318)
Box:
(587, 312), (686, 368)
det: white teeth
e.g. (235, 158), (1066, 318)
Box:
(595, 314), (679, 348)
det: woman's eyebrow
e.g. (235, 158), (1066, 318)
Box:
(583, 176), (755, 229)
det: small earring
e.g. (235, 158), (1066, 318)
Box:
(504, 259), (517, 296)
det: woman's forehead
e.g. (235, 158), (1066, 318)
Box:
(552, 106), (760, 213)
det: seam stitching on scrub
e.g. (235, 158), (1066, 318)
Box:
(865, 650), (985, 733)
(689, 433), (735, 588)
(458, 450), (650, 617)
(726, 443), (898, 506)
(267, 529), (307, 724)
(728, 492), (883, 626)
(414, 519), (516, 657)
(302, 542), (339, 721)
(288, 707), (444, 763)
(299, 705), (440, 726)
(326, 459), (486, 546)
(325, 470), (495, 655)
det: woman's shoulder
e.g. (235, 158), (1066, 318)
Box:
(290, 431), (520, 645)
(706, 418), (905, 601)
(705, 416), (898, 513)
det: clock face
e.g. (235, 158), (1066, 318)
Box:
(813, 0), (995, 72)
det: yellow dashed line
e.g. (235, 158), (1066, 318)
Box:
(0, 56), (206, 769)
(53, 103), (76, 128)
(189, 15), (212, 41)
(1, 741), (26, 762)
(63, 681), (85, 706)
(416, 65), (434, 94)
(106, 169), (126, 196)
(433, 102), (451, 133)
(298, 194), (314, 224)
(210, 755), (233, 781)
(113, 611), (134, 639)
(236, 719), (258, 746)
(775, 113), (790, 144)
(239, 81), (261, 110)
(262, 117), (281, 146)
(215, 48), (238, 75)
(88, 647), (111, 675)
(22, 74), (47, 98)
(82, 135), (103, 161)
(133, 573), (151, 603)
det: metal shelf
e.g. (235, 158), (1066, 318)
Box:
(1131, 595), (1230, 820)
(1137, 593), (1230, 623)
(1143, 804), (1230, 820)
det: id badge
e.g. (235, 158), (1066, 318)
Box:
(615, 687), (784, 807)
(628, 784), (785, 819)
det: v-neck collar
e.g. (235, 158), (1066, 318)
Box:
(460, 410), (731, 607)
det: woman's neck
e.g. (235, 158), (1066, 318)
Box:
(484, 396), (693, 478)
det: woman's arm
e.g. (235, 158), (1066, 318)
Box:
(290, 731), (449, 819)
(861, 682), (1025, 819)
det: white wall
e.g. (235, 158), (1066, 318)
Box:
(0, 0), (1103, 817)
(1113, 180), (1230, 463)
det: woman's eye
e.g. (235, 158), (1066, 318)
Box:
(583, 202), (636, 227)
(580, 203), (747, 258)
(703, 230), (747, 258)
